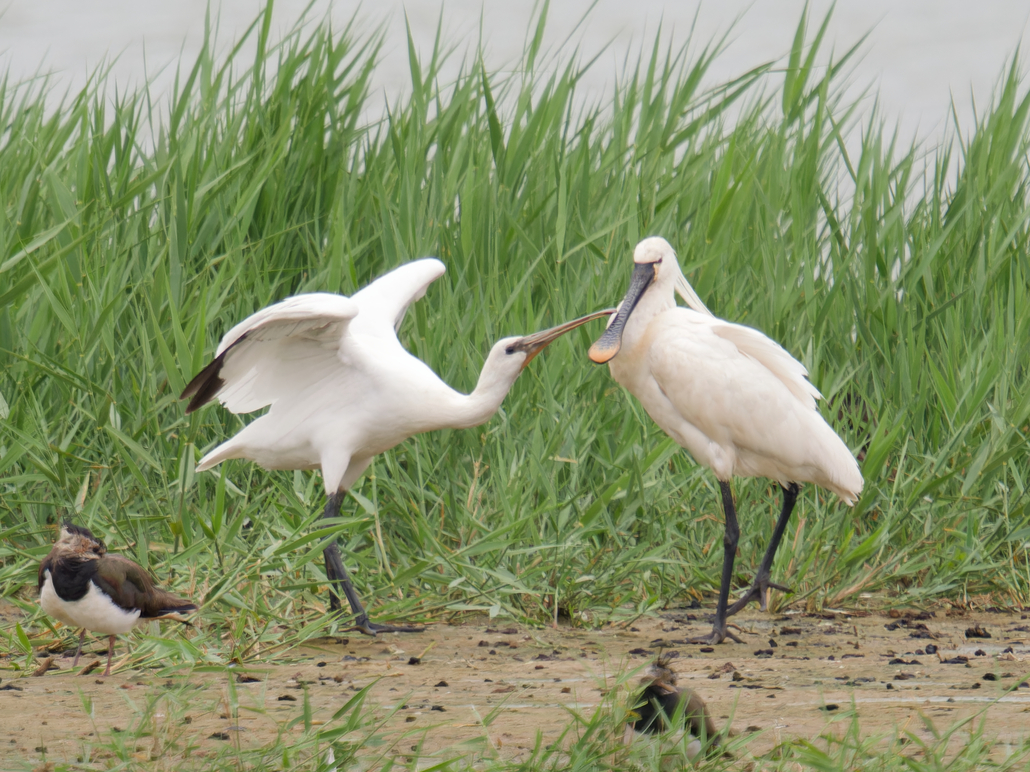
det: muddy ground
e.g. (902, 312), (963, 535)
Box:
(2, 605), (1030, 767)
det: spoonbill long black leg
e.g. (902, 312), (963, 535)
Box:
(320, 492), (424, 635)
(690, 482), (745, 645)
(726, 483), (799, 616)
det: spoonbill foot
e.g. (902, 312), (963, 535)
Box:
(725, 573), (792, 616)
(321, 493), (424, 634)
(688, 624), (744, 645)
(344, 616), (426, 636)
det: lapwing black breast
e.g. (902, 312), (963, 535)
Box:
(38, 522), (196, 676)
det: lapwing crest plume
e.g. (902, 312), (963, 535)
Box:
(38, 521), (197, 676)
(624, 653), (729, 760)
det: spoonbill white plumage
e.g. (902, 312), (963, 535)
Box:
(182, 258), (611, 634)
(589, 237), (862, 644)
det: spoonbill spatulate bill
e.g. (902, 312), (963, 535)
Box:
(182, 257), (612, 635)
(39, 522), (196, 676)
(589, 237), (862, 644)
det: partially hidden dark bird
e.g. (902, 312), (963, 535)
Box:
(38, 522), (197, 676)
(625, 655), (727, 761)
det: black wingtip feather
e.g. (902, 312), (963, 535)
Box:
(181, 332), (250, 413)
(181, 356), (226, 413)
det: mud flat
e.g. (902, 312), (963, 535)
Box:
(2, 606), (1029, 765)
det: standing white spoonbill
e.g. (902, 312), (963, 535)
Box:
(589, 237), (862, 644)
(182, 258), (611, 635)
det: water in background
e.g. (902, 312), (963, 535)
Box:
(0, 0), (1028, 150)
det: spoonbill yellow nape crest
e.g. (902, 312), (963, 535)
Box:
(182, 257), (612, 635)
(39, 522), (196, 676)
(589, 237), (863, 645)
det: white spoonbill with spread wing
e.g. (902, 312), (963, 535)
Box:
(182, 258), (610, 634)
(589, 237), (862, 644)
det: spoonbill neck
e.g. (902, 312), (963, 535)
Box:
(451, 365), (522, 429)
(436, 309), (613, 430)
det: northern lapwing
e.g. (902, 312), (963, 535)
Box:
(624, 654), (727, 762)
(38, 522), (197, 676)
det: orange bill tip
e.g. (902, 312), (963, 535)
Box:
(588, 339), (619, 364)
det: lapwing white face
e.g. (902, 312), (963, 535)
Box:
(54, 522), (107, 559)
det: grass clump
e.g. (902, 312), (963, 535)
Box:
(0, 1), (1029, 660)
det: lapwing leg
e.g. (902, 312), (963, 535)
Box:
(321, 491), (423, 636)
(726, 483), (798, 616)
(690, 481), (744, 644)
(72, 628), (86, 667)
(103, 635), (115, 677)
